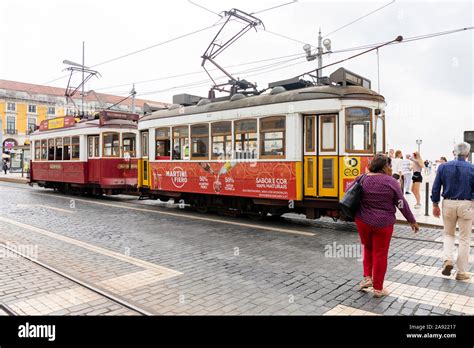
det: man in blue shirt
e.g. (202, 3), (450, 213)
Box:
(431, 142), (474, 281)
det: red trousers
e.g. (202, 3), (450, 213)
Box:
(355, 217), (394, 290)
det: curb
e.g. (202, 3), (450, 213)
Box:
(396, 219), (443, 230)
(0, 177), (28, 184)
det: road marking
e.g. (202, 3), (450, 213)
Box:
(416, 248), (474, 262)
(99, 269), (175, 293)
(323, 304), (379, 316)
(27, 191), (315, 237)
(9, 287), (101, 315)
(394, 262), (474, 283)
(16, 204), (75, 214)
(361, 281), (474, 315)
(0, 216), (182, 278)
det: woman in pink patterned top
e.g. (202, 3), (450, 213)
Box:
(354, 154), (419, 298)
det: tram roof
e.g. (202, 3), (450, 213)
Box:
(141, 85), (385, 121)
(30, 118), (138, 136)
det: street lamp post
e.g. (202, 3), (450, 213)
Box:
(416, 139), (422, 153)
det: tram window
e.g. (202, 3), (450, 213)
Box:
(55, 138), (63, 160)
(141, 132), (149, 157)
(322, 158), (334, 188)
(71, 136), (80, 160)
(260, 116), (285, 158)
(234, 119), (257, 160)
(172, 126), (189, 160)
(40, 140), (47, 160)
(63, 137), (71, 160)
(94, 136), (99, 157)
(88, 136), (99, 158)
(48, 139), (55, 161)
(191, 124), (209, 160)
(211, 122), (232, 160)
(305, 117), (315, 153)
(345, 107), (372, 153)
(321, 115), (336, 151)
(122, 133), (136, 158)
(88, 137), (94, 158)
(375, 114), (385, 154)
(155, 128), (171, 160)
(34, 141), (40, 160)
(103, 132), (120, 157)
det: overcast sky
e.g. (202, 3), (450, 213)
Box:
(0, 0), (472, 160)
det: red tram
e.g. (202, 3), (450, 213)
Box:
(29, 111), (139, 195)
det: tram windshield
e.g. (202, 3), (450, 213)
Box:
(345, 107), (372, 153)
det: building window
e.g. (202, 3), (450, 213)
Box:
(63, 137), (71, 160)
(172, 126), (189, 160)
(260, 116), (285, 158)
(191, 124), (209, 160)
(7, 102), (15, 111)
(27, 118), (36, 134)
(41, 140), (47, 160)
(320, 115), (336, 152)
(155, 128), (171, 160)
(71, 136), (80, 160)
(211, 122), (232, 160)
(34, 141), (40, 160)
(28, 105), (37, 113)
(47, 107), (55, 116)
(103, 132), (120, 157)
(234, 119), (257, 160)
(6, 116), (16, 134)
(55, 138), (63, 160)
(48, 139), (55, 161)
(345, 107), (372, 153)
(122, 133), (136, 158)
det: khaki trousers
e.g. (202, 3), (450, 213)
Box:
(442, 200), (474, 273)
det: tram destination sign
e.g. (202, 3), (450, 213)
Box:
(39, 116), (76, 131)
(99, 110), (139, 125)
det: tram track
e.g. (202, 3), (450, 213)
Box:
(0, 242), (153, 316)
(0, 182), (453, 246)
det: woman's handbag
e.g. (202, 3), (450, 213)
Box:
(339, 174), (367, 219)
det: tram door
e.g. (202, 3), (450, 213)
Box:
(139, 131), (150, 188)
(303, 114), (338, 198)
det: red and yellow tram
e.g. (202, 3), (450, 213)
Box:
(136, 71), (386, 219)
(29, 111), (139, 195)
(29, 68), (386, 220)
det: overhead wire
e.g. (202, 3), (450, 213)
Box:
(132, 26), (473, 98)
(324, 0), (396, 38)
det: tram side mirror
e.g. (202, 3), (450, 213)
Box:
(375, 109), (381, 115)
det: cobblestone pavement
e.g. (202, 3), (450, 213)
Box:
(0, 182), (472, 316)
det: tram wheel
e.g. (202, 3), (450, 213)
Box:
(246, 211), (267, 221)
(195, 205), (209, 214)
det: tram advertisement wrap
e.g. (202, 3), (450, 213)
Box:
(150, 161), (297, 200)
(339, 156), (371, 197)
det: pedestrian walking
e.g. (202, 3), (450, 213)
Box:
(353, 153), (419, 298)
(392, 150), (403, 183)
(409, 151), (424, 208)
(401, 154), (413, 194)
(431, 142), (474, 281)
(424, 159), (429, 175)
(2, 160), (8, 175)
